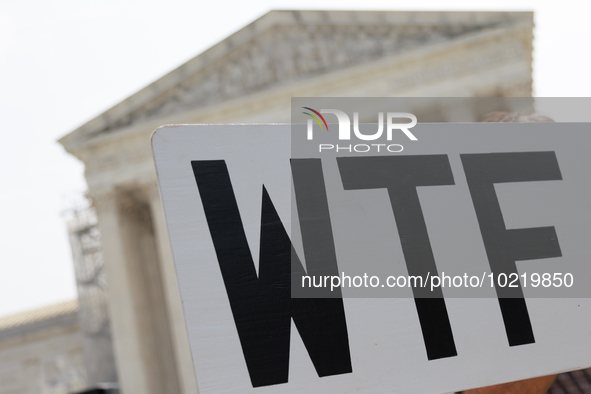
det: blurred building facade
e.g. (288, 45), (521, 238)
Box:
(55, 10), (535, 394)
(65, 204), (117, 387)
(0, 202), (117, 394)
(0, 301), (86, 393)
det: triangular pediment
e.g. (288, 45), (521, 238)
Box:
(62, 10), (533, 143)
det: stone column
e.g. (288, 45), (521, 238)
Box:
(91, 187), (182, 394)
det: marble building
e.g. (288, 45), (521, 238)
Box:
(0, 301), (86, 393)
(56, 10), (535, 394)
(0, 204), (116, 394)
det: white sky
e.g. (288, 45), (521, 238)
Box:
(0, 0), (589, 317)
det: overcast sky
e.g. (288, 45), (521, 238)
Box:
(0, 0), (589, 317)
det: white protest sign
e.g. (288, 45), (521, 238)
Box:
(152, 123), (591, 393)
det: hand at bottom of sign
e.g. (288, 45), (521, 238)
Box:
(461, 374), (557, 394)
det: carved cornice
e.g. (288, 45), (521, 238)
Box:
(58, 10), (533, 151)
(103, 23), (494, 132)
(84, 142), (153, 177)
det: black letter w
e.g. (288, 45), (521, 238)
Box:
(191, 159), (352, 387)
